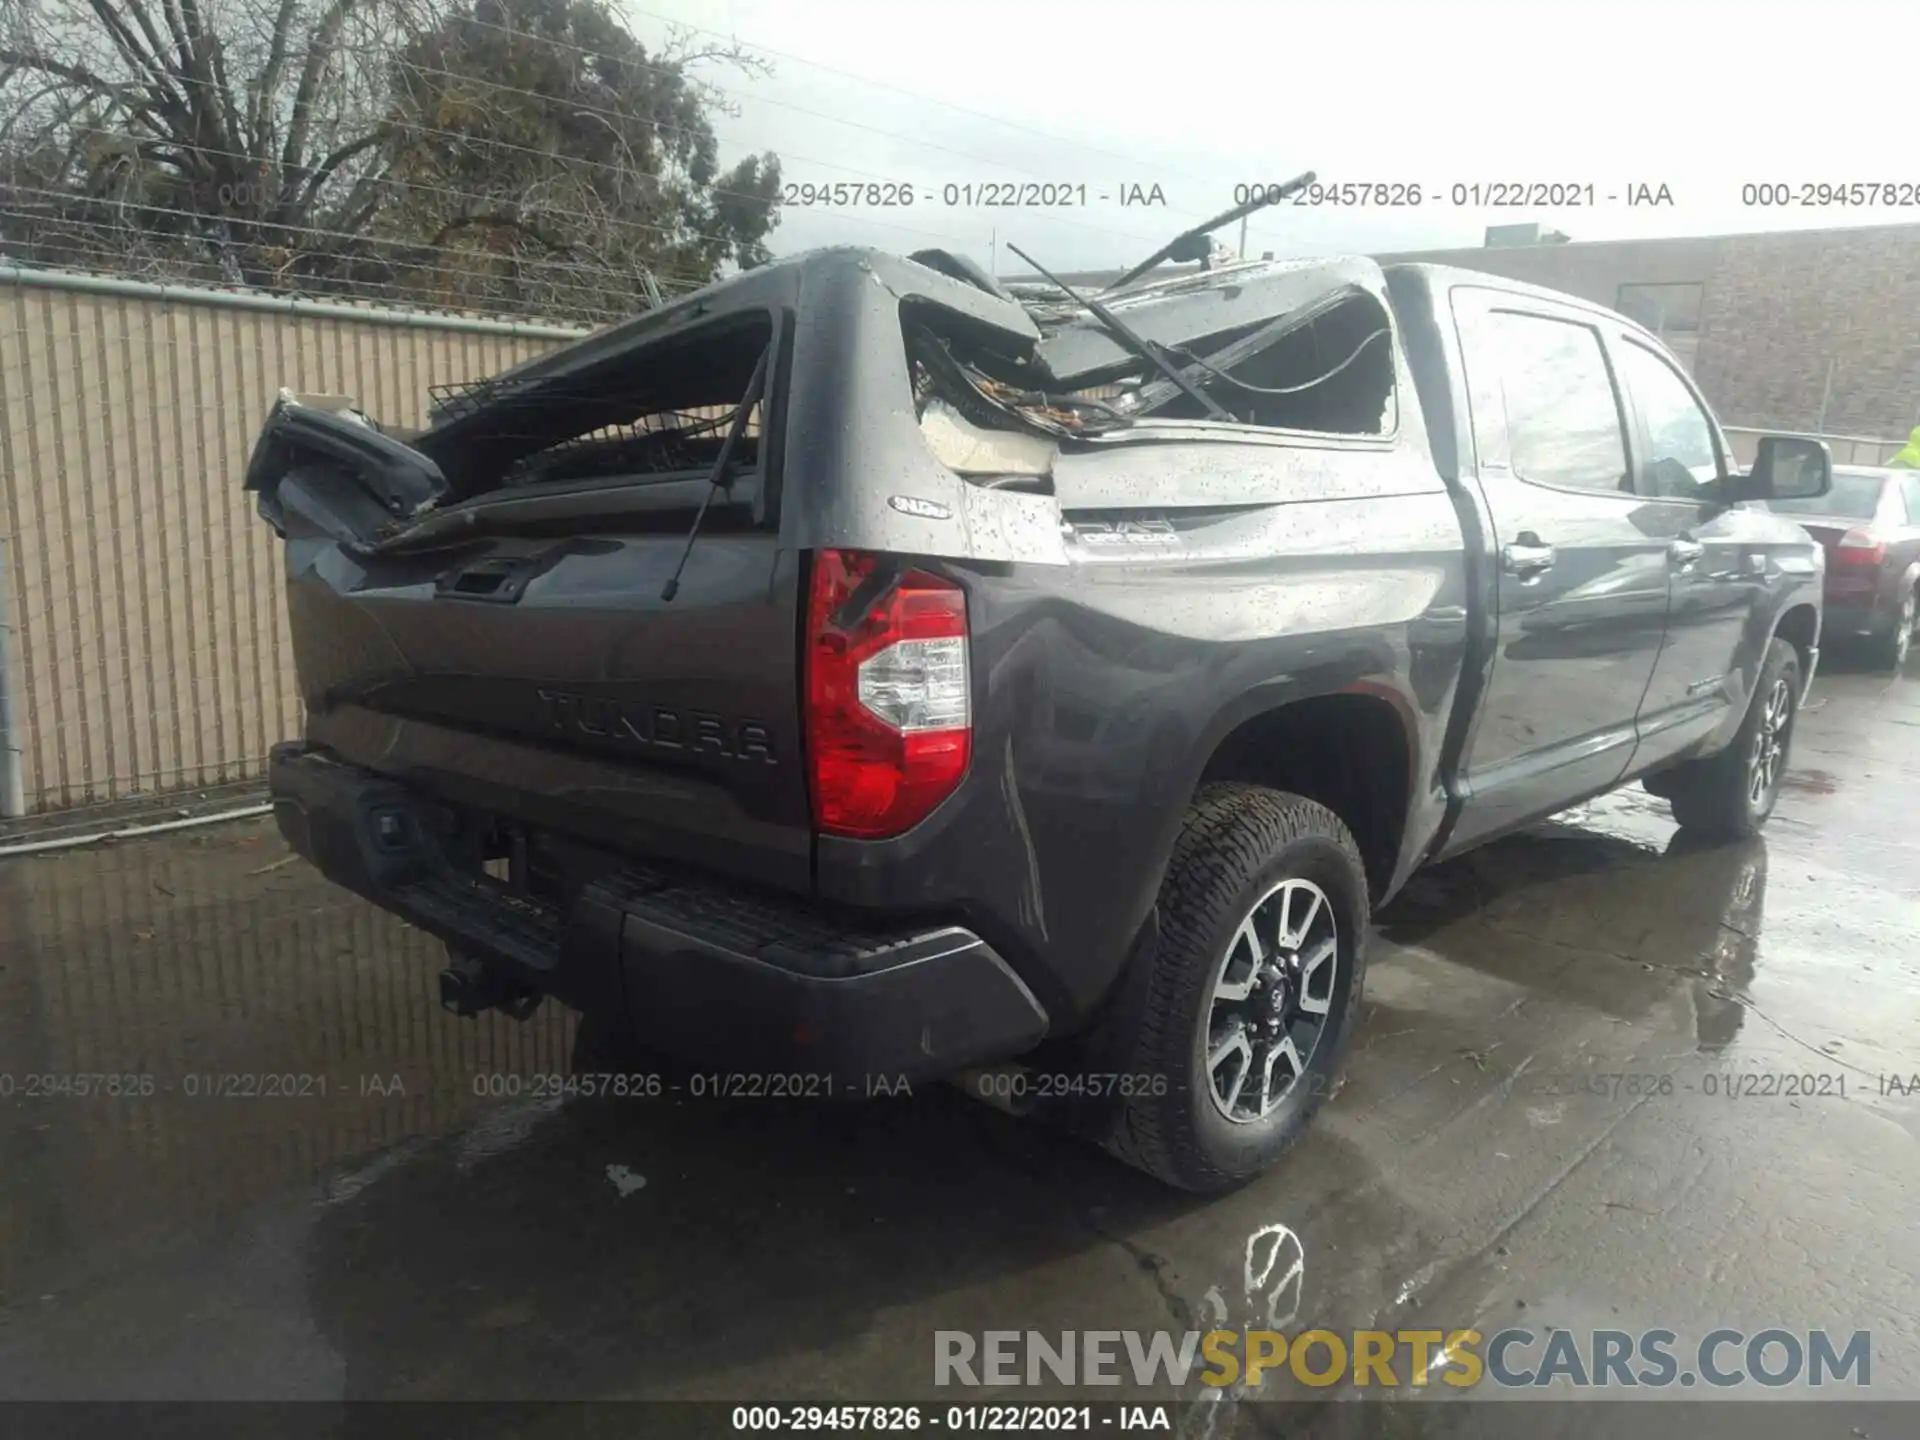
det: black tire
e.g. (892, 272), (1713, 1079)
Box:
(1870, 585), (1916, 670)
(1099, 784), (1368, 1194)
(1665, 639), (1801, 840)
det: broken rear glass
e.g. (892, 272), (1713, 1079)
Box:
(414, 312), (773, 500)
(909, 259), (1398, 481)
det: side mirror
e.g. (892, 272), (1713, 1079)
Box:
(1738, 435), (1833, 502)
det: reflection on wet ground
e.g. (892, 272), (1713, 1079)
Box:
(2, 661), (1918, 1425)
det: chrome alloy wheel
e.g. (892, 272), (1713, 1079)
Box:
(1896, 589), (1916, 666)
(1205, 878), (1340, 1125)
(1747, 676), (1794, 808)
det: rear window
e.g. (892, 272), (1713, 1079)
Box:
(1129, 289), (1398, 436)
(419, 313), (774, 496)
(1769, 472), (1886, 519)
(903, 286), (1399, 495)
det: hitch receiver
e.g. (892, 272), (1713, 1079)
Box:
(439, 948), (543, 1020)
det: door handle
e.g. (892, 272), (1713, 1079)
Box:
(1669, 537), (1706, 568)
(1501, 535), (1556, 577)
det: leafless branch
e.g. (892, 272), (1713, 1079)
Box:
(2, 0), (781, 320)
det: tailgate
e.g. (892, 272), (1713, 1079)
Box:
(246, 312), (814, 892)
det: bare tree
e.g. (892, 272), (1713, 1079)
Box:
(377, 0), (782, 317)
(0, 0), (781, 317)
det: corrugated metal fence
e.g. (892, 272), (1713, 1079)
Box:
(0, 267), (586, 816)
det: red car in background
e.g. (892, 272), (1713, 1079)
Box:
(1771, 465), (1920, 668)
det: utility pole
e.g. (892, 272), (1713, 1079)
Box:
(1237, 214), (1248, 259)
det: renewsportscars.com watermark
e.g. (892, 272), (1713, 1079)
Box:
(934, 1327), (1872, 1391)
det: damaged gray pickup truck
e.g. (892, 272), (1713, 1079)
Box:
(246, 214), (1832, 1192)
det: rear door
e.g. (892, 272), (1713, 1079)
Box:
(1607, 335), (1770, 772)
(1440, 288), (1669, 853)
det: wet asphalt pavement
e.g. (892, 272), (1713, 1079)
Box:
(2, 656), (1917, 1435)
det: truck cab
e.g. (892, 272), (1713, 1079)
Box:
(1384, 264), (1826, 855)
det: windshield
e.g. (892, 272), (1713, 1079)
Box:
(1769, 472), (1887, 519)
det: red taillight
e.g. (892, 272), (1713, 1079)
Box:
(804, 549), (971, 839)
(1835, 528), (1886, 565)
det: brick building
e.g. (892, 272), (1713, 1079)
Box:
(1376, 221), (1920, 443)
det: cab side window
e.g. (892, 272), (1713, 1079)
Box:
(1900, 474), (1920, 526)
(1616, 340), (1721, 500)
(1473, 311), (1631, 493)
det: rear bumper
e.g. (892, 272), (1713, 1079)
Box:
(268, 744), (1049, 1085)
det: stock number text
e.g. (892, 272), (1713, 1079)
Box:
(1742, 181), (1920, 207)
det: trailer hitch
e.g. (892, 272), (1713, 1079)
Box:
(438, 948), (543, 1021)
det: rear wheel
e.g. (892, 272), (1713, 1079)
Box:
(1665, 639), (1801, 840)
(1099, 784), (1368, 1193)
(1871, 585), (1917, 670)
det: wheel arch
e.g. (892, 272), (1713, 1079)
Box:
(1079, 673), (1428, 1062)
(1189, 685), (1419, 906)
(1772, 601), (1819, 684)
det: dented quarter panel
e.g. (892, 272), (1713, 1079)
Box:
(781, 254), (1474, 1019)
(813, 488), (1469, 1025)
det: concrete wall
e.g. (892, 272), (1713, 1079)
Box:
(0, 270), (583, 815)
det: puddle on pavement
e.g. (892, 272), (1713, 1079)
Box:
(1781, 768), (1838, 794)
(0, 824), (577, 1297)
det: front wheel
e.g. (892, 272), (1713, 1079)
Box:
(1665, 638), (1801, 840)
(1099, 784), (1368, 1193)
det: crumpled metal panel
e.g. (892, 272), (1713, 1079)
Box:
(1031, 256), (1392, 385)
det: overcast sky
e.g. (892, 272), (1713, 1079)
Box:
(621, 0), (1909, 277)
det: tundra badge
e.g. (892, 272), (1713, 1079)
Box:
(888, 494), (953, 520)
